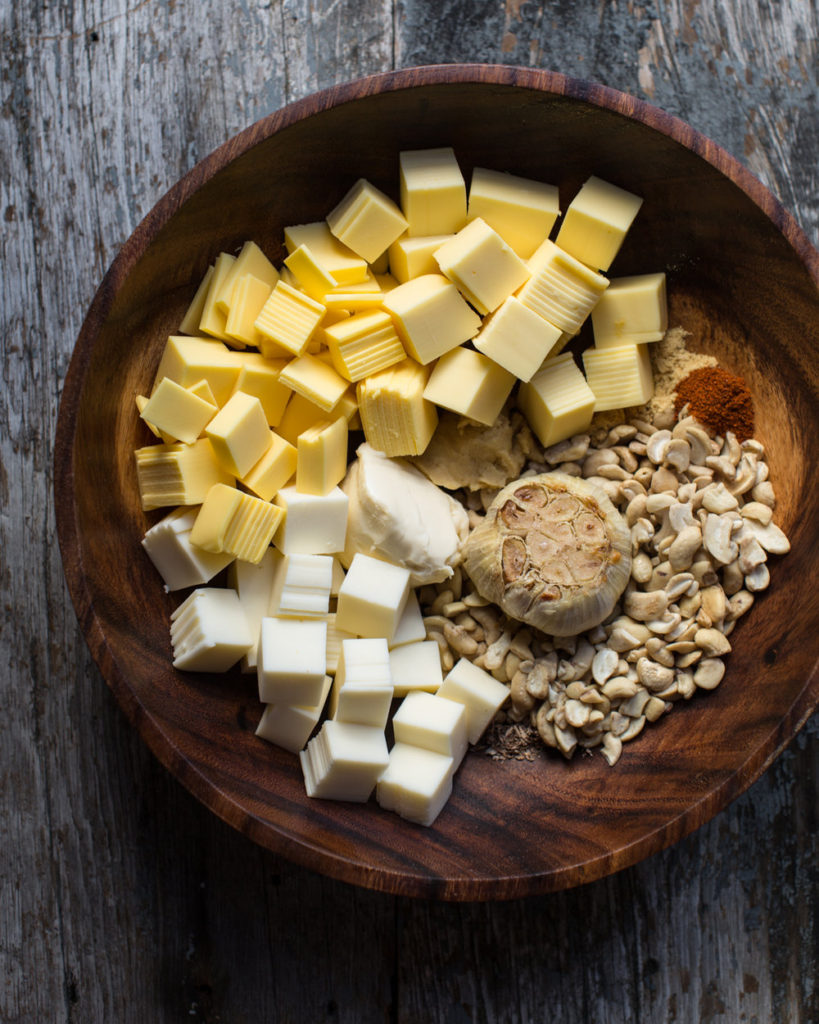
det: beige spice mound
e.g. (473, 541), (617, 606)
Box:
(639, 326), (718, 425)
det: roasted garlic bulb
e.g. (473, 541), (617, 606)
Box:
(462, 473), (632, 636)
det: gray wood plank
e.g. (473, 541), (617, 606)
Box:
(1, 0), (816, 1020)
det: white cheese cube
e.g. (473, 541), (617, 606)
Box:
(389, 591), (426, 649)
(392, 691), (468, 767)
(255, 675), (332, 753)
(388, 640), (443, 697)
(335, 553), (411, 640)
(437, 658), (509, 744)
(330, 637), (394, 728)
(142, 507), (233, 591)
(257, 616), (327, 706)
(170, 588), (252, 672)
(270, 552), (334, 617)
(273, 484), (349, 554)
(376, 743), (454, 827)
(300, 720), (389, 802)
(322, 612), (356, 674)
(228, 548), (282, 672)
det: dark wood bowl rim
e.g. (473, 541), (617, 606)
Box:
(54, 63), (819, 900)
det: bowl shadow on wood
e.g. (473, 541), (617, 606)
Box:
(55, 67), (819, 900)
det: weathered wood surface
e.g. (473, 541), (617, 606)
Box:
(1, 2), (816, 1023)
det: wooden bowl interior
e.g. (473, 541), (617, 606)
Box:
(62, 78), (819, 899)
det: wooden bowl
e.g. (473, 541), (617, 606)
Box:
(54, 65), (819, 900)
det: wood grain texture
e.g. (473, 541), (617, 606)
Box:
(2, 3), (817, 1024)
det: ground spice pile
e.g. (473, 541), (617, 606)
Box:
(674, 366), (755, 441)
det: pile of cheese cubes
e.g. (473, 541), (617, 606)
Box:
(134, 148), (669, 826)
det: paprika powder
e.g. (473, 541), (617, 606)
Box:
(673, 366), (754, 441)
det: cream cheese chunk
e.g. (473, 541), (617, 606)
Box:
(341, 442), (469, 586)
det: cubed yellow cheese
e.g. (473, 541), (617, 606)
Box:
(179, 265), (214, 336)
(376, 742), (454, 827)
(205, 391), (272, 477)
(436, 658), (510, 745)
(296, 416), (348, 496)
(381, 274), (480, 365)
(473, 295), (563, 382)
(254, 280), (326, 358)
(186, 378), (218, 406)
(231, 353), (291, 427)
(422, 346), (515, 427)
(326, 177), (409, 263)
(387, 234), (452, 283)
(276, 392), (333, 445)
(198, 252), (236, 342)
(134, 438), (233, 511)
(517, 239), (609, 335)
(324, 309), (406, 382)
(300, 720), (389, 803)
(356, 358), (438, 457)
(399, 147), (467, 236)
(591, 273), (667, 346)
(284, 222), (369, 285)
(224, 274), (276, 350)
(467, 167), (560, 258)
(434, 217), (531, 315)
(136, 393), (173, 443)
(283, 243), (339, 301)
(321, 290), (384, 313)
(241, 430), (297, 501)
(257, 616), (328, 706)
(255, 675), (333, 753)
(139, 376), (217, 444)
(170, 588), (252, 672)
(555, 176), (643, 271)
(215, 240), (279, 313)
(153, 335), (241, 407)
(190, 483), (284, 564)
(335, 552), (411, 641)
(278, 352), (349, 412)
(581, 342), (654, 410)
(517, 351), (597, 448)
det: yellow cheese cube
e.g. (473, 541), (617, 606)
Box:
(215, 240), (279, 314)
(322, 290), (384, 313)
(198, 252), (236, 342)
(179, 265), (214, 336)
(381, 274), (480, 365)
(399, 147), (467, 236)
(436, 658), (510, 744)
(374, 271), (399, 292)
(284, 243), (339, 300)
(591, 273), (668, 347)
(186, 378), (218, 406)
(284, 222), (369, 285)
(376, 742), (454, 827)
(434, 217), (531, 315)
(326, 177), (409, 263)
(276, 392), (333, 445)
(190, 483), (284, 564)
(422, 346), (515, 427)
(581, 342), (654, 410)
(473, 295), (563, 382)
(153, 335), (241, 407)
(224, 274), (276, 349)
(205, 391), (273, 477)
(134, 439), (233, 511)
(467, 167), (560, 258)
(387, 234), (452, 283)
(139, 376), (217, 444)
(324, 309), (406, 382)
(370, 251), (390, 275)
(278, 352), (348, 412)
(254, 280), (326, 358)
(297, 416), (349, 496)
(335, 552), (411, 641)
(136, 394), (173, 443)
(517, 240), (609, 335)
(230, 353), (291, 427)
(241, 430), (297, 501)
(517, 351), (596, 447)
(356, 358), (438, 457)
(555, 176), (643, 271)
